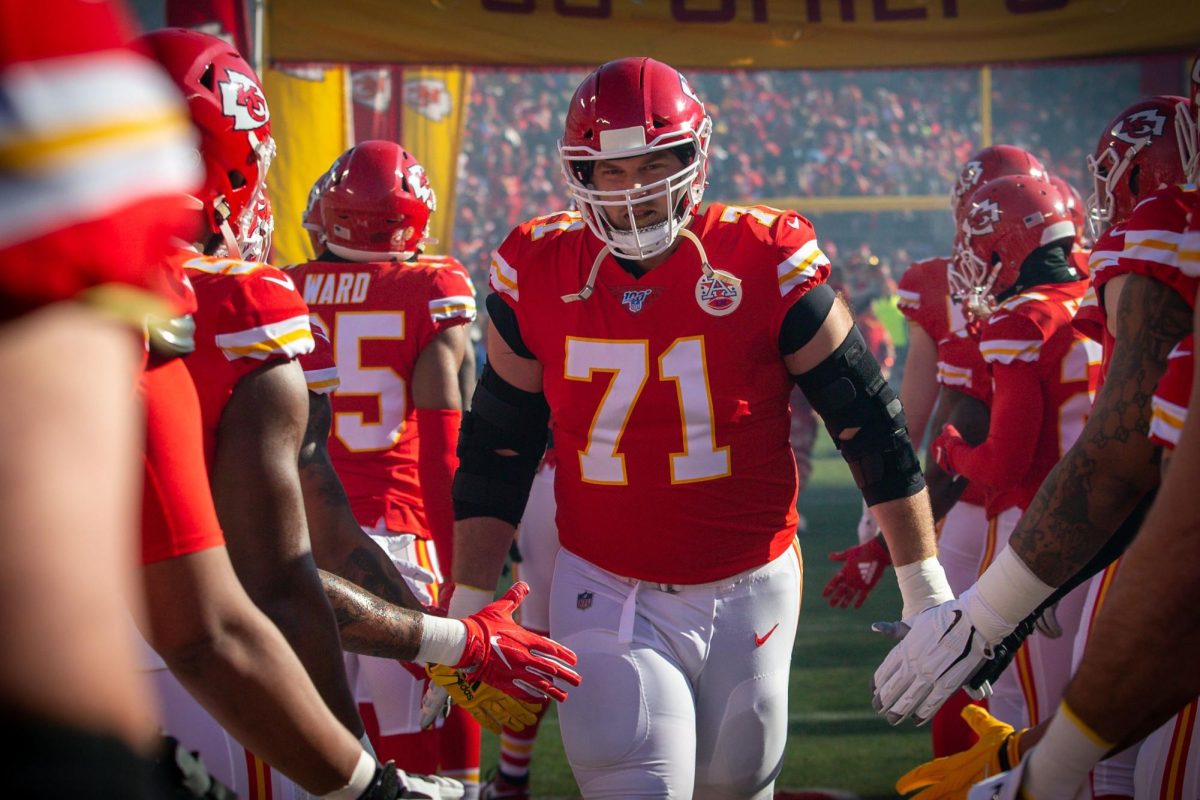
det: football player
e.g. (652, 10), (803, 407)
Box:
(876, 90), (1196, 790)
(451, 57), (949, 798)
(140, 29), (574, 800)
(0, 2), (201, 796)
(289, 140), (486, 794)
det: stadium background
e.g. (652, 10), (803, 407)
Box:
(128, 1), (1199, 795)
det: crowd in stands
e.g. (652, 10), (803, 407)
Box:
(451, 60), (1149, 296)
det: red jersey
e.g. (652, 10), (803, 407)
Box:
(301, 313), (340, 395)
(1121, 185), (1200, 311)
(1150, 335), (1192, 450)
(288, 255), (477, 536)
(967, 282), (1101, 516)
(934, 326), (990, 508)
(0, 0), (200, 315)
(1074, 224), (1131, 387)
(490, 204), (830, 584)
(180, 251), (315, 464)
(140, 357), (225, 565)
(896, 257), (965, 343)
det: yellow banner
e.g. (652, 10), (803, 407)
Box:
(268, 0), (1199, 69)
(400, 67), (470, 256)
(263, 64), (351, 266)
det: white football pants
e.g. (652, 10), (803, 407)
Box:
(512, 463), (558, 634)
(549, 543), (802, 800)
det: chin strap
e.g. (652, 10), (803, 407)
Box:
(560, 227), (738, 304)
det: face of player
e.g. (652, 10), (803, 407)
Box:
(590, 149), (687, 231)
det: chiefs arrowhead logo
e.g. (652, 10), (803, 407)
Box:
(964, 198), (1002, 237)
(219, 69), (269, 131)
(404, 77), (452, 122)
(1112, 109), (1167, 145)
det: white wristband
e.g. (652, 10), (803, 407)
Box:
(968, 545), (1055, 644)
(1023, 702), (1112, 799)
(322, 750), (377, 800)
(894, 556), (955, 621)
(416, 615), (467, 666)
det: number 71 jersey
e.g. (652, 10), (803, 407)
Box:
(490, 203), (830, 584)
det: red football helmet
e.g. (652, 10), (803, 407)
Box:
(318, 140), (436, 262)
(950, 145), (1048, 222)
(1049, 175), (1089, 248)
(302, 148), (356, 256)
(954, 176), (1075, 317)
(138, 28), (275, 260)
(559, 57), (712, 260)
(1087, 95), (1190, 238)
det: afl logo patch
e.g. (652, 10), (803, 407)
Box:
(696, 272), (741, 316)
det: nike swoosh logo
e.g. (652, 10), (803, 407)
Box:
(261, 275), (295, 291)
(937, 609), (963, 645)
(754, 623), (780, 647)
(489, 635), (514, 670)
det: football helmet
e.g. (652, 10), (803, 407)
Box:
(318, 140), (436, 262)
(1086, 95), (1190, 239)
(302, 148), (356, 256)
(951, 145), (1048, 222)
(954, 175), (1074, 317)
(138, 28), (275, 260)
(559, 57), (712, 261)
(1049, 175), (1089, 248)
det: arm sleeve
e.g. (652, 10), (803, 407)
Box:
(416, 407), (462, 574)
(950, 361), (1042, 489)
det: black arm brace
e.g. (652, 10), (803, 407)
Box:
(451, 362), (550, 526)
(792, 326), (925, 506)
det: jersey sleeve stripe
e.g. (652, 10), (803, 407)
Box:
(777, 241), (829, 296)
(1088, 249), (1121, 276)
(215, 315), (314, 361)
(0, 52), (200, 249)
(1122, 239), (1180, 269)
(490, 250), (519, 301)
(897, 289), (920, 309)
(936, 362), (972, 386)
(1150, 398), (1186, 447)
(428, 295), (478, 323)
(304, 367), (340, 394)
(980, 339), (1042, 364)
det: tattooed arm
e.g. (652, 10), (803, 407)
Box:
(318, 570), (425, 660)
(298, 391), (424, 612)
(1010, 273), (1190, 585)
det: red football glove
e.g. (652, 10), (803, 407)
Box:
(931, 423), (969, 477)
(823, 535), (892, 609)
(456, 581), (581, 703)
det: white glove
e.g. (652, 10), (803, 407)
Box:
(966, 752), (1029, 800)
(856, 499), (881, 545)
(418, 683), (451, 730)
(1034, 602), (1062, 639)
(397, 770), (464, 799)
(872, 594), (996, 725)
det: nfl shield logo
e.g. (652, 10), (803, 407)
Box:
(576, 591), (594, 610)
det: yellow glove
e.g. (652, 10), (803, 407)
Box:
(425, 663), (542, 735)
(896, 705), (1025, 800)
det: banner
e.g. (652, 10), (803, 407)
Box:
(268, 0), (1199, 69)
(263, 64), (351, 265)
(167, 0), (251, 58)
(398, 67), (471, 256)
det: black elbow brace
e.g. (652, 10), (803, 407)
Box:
(792, 327), (925, 506)
(452, 363), (550, 526)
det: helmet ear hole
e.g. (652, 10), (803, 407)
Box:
(1128, 164), (1140, 197)
(227, 170), (247, 190)
(199, 63), (215, 91)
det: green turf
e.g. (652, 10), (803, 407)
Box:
(482, 443), (930, 798)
